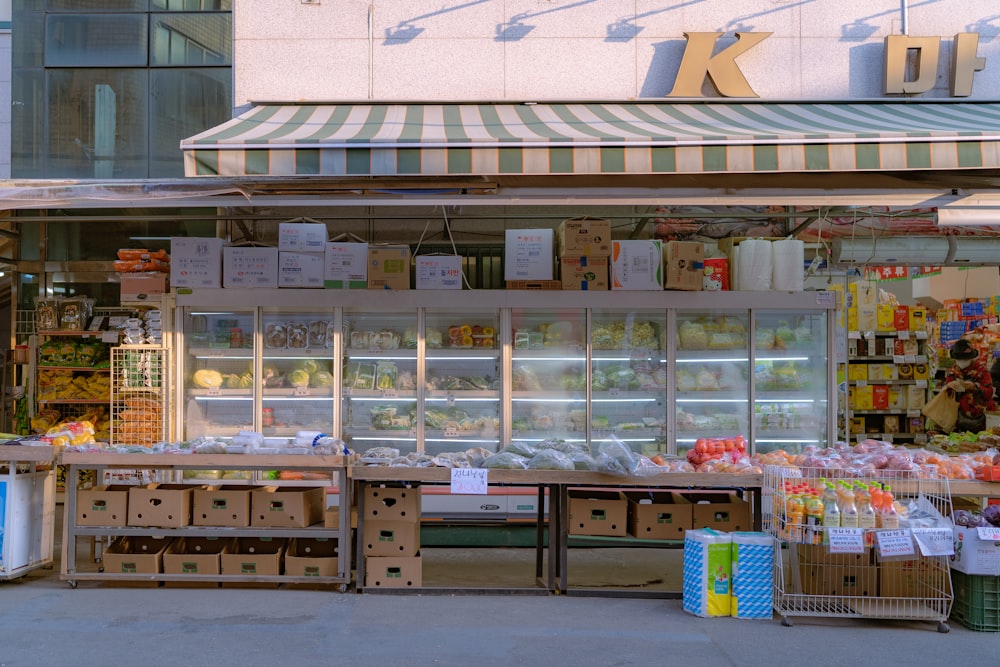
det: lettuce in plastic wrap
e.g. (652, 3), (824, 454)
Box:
(527, 449), (575, 470)
(481, 451), (529, 469)
(678, 321), (708, 349)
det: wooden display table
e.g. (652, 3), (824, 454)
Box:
(60, 452), (352, 589)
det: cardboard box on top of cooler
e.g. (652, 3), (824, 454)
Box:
(504, 229), (554, 282)
(278, 251), (324, 288)
(120, 272), (169, 302)
(278, 221), (328, 253)
(415, 254), (463, 290)
(559, 256), (609, 290)
(170, 237), (224, 288)
(557, 217), (612, 257)
(662, 241), (704, 291)
(368, 244), (411, 290)
(611, 240), (663, 290)
(324, 242), (368, 288)
(223, 246), (279, 288)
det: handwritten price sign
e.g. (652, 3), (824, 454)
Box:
(977, 526), (1000, 541)
(911, 528), (955, 557)
(827, 528), (865, 554)
(450, 468), (488, 495)
(876, 529), (915, 558)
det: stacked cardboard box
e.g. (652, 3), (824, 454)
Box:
(363, 485), (422, 588)
(558, 218), (610, 291)
(278, 222), (328, 288)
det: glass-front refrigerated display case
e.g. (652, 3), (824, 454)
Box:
(423, 310), (501, 455)
(674, 311), (750, 459)
(342, 310), (418, 456)
(509, 308), (587, 444)
(753, 310), (829, 454)
(181, 307), (256, 439)
(590, 310), (668, 456)
(260, 309), (336, 437)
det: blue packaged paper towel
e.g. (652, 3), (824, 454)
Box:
(683, 528), (733, 617)
(731, 531), (774, 619)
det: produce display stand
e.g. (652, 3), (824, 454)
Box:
(351, 467), (763, 597)
(60, 452), (351, 590)
(765, 466), (954, 632)
(0, 445), (57, 580)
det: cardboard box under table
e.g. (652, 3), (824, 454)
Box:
(625, 491), (692, 540)
(365, 555), (422, 588)
(795, 545), (877, 597)
(363, 485), (421, 521)
(220, 537), (286, 587)
(162, 537), (234, 588)
(76, 484), (130, 527)
(103, 536), (172, 586)
(251, 486), (325, 528)
(127, 484), (194, 528)
(678, 492), (751, 532)
(363, 519), (421, 557)
(284, 538), (340, 578)
(568, 490), (628, 537)
(192, 485), (251, 527)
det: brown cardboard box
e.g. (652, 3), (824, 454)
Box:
(324, 506), (358, 529)
(625, 492), (693, 540)
(364, 555), (422, 588)
(568, 490), (628, 537)
(363, 519), (421, 557)
(878, 559), (930, 597)
(103, 536), (171, 586)
(796, 545), (877, 596)
(662, 241), (704, 291)
(558, 217), (612, 257)
(251, 486), (325, 528)
(77, 485), (130, 526)
(127, 484), (194, 528)
(680, 492), (751, 532)
(192, 485), (251, 527)
(559, 256), (608, 290)
(363, 485), (421, 521)
(162, 537), (233, 587)
(120, 272), (168, 302)
(220, 538), (286, 582)
(284, 538), (340, 578)
(367, 244), (411, 290)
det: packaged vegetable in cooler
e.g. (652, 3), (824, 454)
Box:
(287, 369), (310, 388)
(310, 370), (334, 388)
(287, 322), (308, 349)
(678, 321), (708, 349)
(295, 358), (321, 375)
(308, 321), (328, 348)
(265, 322), (288, 348)
(375, 361), (398, 390)
(192, 369), (224, 388)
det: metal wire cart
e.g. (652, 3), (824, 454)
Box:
(763, 465), (954, 632)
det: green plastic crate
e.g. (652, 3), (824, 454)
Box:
(950, 570), (1000, 632)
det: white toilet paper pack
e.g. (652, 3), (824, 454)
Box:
(736, 240), (773, 291)
(683, 528), (733, 618)
(731, 531), (775, 620)
(771, 239), (805, 292)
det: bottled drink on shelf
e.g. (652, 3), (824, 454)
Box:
(822, 482), (841, 530)
(870, 484), (884, 528)
(787, 490), (805, 543)
(805, 491), (824, 545)
(881, 485), (900, 530)
(855, 481), (877, 534)
(840, 481), (859, 529)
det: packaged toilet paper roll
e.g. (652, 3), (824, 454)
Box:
(771, 239), (805, 292)
(736, 240), (772, 291)
(683, 528), (733, 618)
(731, 532), (775, 620)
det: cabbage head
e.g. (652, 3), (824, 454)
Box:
(287, 369), (310, 388)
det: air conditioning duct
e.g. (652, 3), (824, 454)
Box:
(830, 236), (951, 265)
(949, 237), (1000, 266)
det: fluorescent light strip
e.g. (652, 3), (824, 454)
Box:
(195, 354), (253, 360)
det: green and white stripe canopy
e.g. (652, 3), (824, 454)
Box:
(181, 102), (1000, 178)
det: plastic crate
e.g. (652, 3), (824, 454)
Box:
(950, 570), (1000, 632)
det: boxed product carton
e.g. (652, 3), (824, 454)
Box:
(797, 545), (877, 597)
(876, 304), (895, 332)
(415, 255), (463, 290)
(909, 307), (927, 331)
(120, 273), (168, 302)
(162, 537), (234, 586)
(894, 305), (910, 331)
(77, 485), (130, 527)
(557, 217), (612, 257)
(223, 246), (279, 289)
(362, 519), (422, 557)
(625, 491), (693, 540)
(192, 485), (252, 527)
(559, 256), (608, 290)
(324, 506), (358, 530)
(284, 538), (340, 578)
(367, 244), (411, 290)
(103, 536), (171, 581)
(127, 484), (194, 528)
(504, 229), (554, 281)
(251, 486), (325, 528)
(951, 526), (1000, 575)
(278, 221), (328, 252)
(872, 384), (889, 410)
(170, 237), (224, 288)
(611, 240), (663, 291)
(568, 490), (628, 537)
(278, 251), (325, 288)
(363, 485), (421, 521)
(364, 555), (422, 588)
(220, 537), (286, 580)
(662, 241), (704, 291)
(679, 492), (751, 532)
(324, 242), (368, 288)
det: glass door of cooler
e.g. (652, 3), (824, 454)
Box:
(260, 309), (336, 439)
(509, 308), (587, 445)
(752, 310), (829, 454)
(590, 310), (667, 456)
(674, 311), (751, 462)
(342, 310), (418, 457)
(423, 310), (501, 455)
(181, 307), (256, 439)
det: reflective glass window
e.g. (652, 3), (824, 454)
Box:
(45, 14), (148, 67)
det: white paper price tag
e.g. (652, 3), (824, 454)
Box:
(443, 426), (460, 438)
(446, 392), (456, 407)
(906, 410), (921, 418)
(892, 355), (905, 364)
(101, 331), (120, 344)
(827, 528), (865, 554)
(912, 528), (955, 557)
(450, 468), (488, 495)
(848, 331), (861, 340)
(293, 386), (309, 397)
(343, 386), (352, 396)
(916, 330), (928, 339)
(863, 331), (875, 339)
(904, 354), (916, 363)
(208, 349), (224, 357)
(976, 526), (1000, 541)
(381, 388), (397, 398)
(608, 387), (621, 397)
(897, 331), (910, 340)
(876, 529), (915, 558)
(915, 380), (928, 388)
(856, 380), (867, 387)
(206, 387), (221, 396)
(915, 355), (927, 364)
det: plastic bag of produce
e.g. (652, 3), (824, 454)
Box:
(481, 451), (529, 469)
(527, 449), (575, 470)
(594, 435), (641, 476)
(502, 440), (538, 458)
(678, 321), (708, 349)
(570, 451), (599, 470)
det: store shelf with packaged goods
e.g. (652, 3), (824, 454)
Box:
(59, 452), (352, 589)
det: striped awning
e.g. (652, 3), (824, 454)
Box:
(180, 102), (1000, 178)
